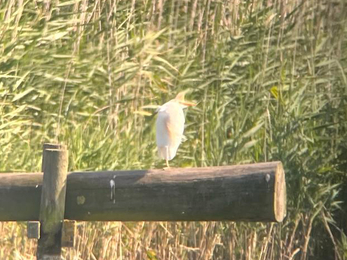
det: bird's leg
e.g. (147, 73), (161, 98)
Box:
(165, 158), (170, 168)
(164, 146), (170, 170)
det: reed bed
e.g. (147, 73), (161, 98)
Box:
(0, 0), (346, 259)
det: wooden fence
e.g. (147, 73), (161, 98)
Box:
(0, 143), (286, 259)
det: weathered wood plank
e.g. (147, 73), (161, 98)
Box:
(0, 162), (286, 222)
(0, 173), (42, 220)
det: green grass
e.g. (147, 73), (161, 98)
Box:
(1, 0), (347, 259)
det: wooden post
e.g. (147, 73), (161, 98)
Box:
(37, 144), (68, 260)
(0, 162), (286, 222)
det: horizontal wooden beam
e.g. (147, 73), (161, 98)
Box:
(0, 162), (286, 222)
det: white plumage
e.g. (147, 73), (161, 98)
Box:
(156, 91), (195, 168)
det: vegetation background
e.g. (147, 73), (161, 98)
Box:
(1, 0), (346, 259)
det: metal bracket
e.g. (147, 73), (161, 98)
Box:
(62, 220), (76, 248)
(27, 220), (75, 248)
(27, 221), (40, 239)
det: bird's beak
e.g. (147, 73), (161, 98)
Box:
(175, 90), (196, 106)
(175, 90), (189, 101)
(179, 100), (196, 107)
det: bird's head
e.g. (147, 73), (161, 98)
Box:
(174, 90), (196, 108)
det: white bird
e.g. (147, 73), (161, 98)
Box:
(156, 91), (196, 168)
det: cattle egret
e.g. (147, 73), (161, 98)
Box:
(156, 91), (196, 168)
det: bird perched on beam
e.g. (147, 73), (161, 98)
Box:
(156, 90), (196, 168)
